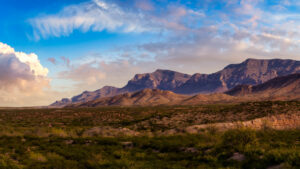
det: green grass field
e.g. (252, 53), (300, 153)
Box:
(0, 101), (299, 168)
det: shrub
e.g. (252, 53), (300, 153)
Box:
(221, 128), (257, 151)
(29, 152), (47, 162)
(0, 154), (23, 169)
(50, 128), (68, 137)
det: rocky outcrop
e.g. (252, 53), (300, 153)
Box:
(83, 126), (140, 137)
(185, 113), (300, 133)
(122, 69), (192, 92)
(51, 98), (72, 107)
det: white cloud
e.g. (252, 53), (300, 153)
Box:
(29, 0), (206, 39)
(30, 0), (158, 39)
(0, 42), (51, 106)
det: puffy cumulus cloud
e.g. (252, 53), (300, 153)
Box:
(0, 42), (50, 106)
(0, 42), (49, 91)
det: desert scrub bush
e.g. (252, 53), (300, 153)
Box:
(0, 154), (23, 169)
(29, 152), (47, 162)
(221, 128), (257, 151)
(87, 154), (110, 168)
(41, 153), (78, 169)
(50, 128), (68, 137)
(264, 148), (300, 167)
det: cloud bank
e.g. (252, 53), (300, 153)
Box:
(0, 42), (50, 106)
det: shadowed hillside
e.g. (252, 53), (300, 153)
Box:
(51, 58), (300, 107)
(63, 73), (300, 107)
(226, 73), (300, 100)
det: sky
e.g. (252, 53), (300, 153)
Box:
(0, 0), (300, 106)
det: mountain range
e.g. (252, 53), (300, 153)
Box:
(67, 73), (300, 107)
(51, 58), (300, 107)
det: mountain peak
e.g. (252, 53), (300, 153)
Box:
(51, 58), (300, 107)
(154, 69), (170, 73)
(123, 69), (192, 92)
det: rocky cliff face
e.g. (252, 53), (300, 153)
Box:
(122, 69), (192, 92)
(175, 58), (300, 94)
(185, 112), (300, 132)
(51, 58), (300, 107)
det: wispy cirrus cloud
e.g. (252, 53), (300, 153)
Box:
(30, 0), (160, 39)
(47, 57), (57, 65)
(29, 0), (205, 39)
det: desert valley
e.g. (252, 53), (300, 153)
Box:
(0, 58), (298, 168)
(1, 0), (300, 168)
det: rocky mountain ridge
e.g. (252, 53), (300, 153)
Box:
(66, 73), (300, 107)
(51, 58), (300, 107)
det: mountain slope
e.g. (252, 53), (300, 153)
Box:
(51, 58), (300, 107)
(71, 89), (189, 107)
(51, 86), (120, 107)
(174, 58), (300, 94)
(66, 73), (300, 107)
(68, 89), (238, 107)
(51, 69), (191, 107)
(122, 69), (192, 92)
(226, 73), (300, 100)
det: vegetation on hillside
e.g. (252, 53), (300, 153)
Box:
(0, 101), (299, 168)
(0, 129), (299, 168)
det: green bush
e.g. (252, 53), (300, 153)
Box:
(221, 128), (257, 151)
(0, 154), (23, 169)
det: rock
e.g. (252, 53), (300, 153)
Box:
(184, 113), (300, 131)
(181, 147), (198, 153)
(229, 152), (246, 162)
(83, 126), (139, 137)
(267, 164), (284, 169)
(65, 140), (74, 145)
(120, 142), (133, 149)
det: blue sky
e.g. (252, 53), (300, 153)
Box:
(0, 0), (300, 106)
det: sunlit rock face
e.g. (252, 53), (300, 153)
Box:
(175, 58), (300, 94)
(51, 58), (300, 107)
(123, 69), (192, 92)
